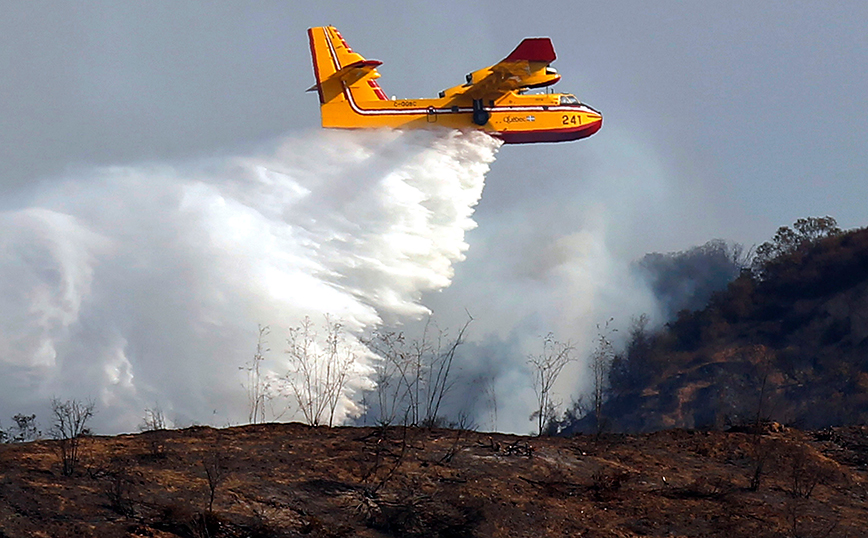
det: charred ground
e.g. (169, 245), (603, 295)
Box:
(1, 422), (868, 537)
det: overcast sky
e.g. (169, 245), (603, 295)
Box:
(2, 1), (867, 433)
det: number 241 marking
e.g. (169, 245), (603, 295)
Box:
(562, 115), (581, 125)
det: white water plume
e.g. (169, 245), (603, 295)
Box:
(0, 129), (501, 433)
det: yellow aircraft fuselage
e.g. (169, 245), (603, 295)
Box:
(307, 27), (602, 144)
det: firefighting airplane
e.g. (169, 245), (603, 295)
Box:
(307, 26), (602, 144)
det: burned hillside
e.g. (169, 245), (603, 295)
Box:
(569, 220), (868, 434)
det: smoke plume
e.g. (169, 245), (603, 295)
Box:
(0, 129), (501, 433)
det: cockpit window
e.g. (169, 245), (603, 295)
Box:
(559, 95), (580, 105)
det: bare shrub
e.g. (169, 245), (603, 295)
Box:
(240, 324), (272, 424)
(138, 404), (168, 459)
(202, 447), (227, 514)
(364, 330), (408, 426)
(421, 318), (472, 429)
(528, 333), (575, 436)
(783, 496), (840, 538)
(438, 426), (472, 465)
(140, 404), (166, 432)
(450, 410), (477, 432)
(746, 345), (779, 429)
(738, 345), (784, 492)
(748, 436), (773, 492)
(50, 398), (95, 476)
(782, 443), (838, 499)
(284, 316), (358, 427)
(102, 462), (136, 517)
(590, 319), (617, 436)
(359, 426), (411, 497)
(365, 316), (471, 427)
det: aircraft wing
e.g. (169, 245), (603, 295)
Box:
(441, 38), (561, 100)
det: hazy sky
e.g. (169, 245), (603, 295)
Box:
(2, 1), (867, 433)
(4, 1), (866, 241)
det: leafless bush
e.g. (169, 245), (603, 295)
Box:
(365, 316), (472, 428)
(140, 404), (167, 432)
(450, 410), (477, 432)
(202, 448), (227, 514)
(590, 319), (617, 436)
(50, 398), (95, 476)
(437, 427), (472, 465)
(748, 436), (774, 492)
(138, 405), (169, 459)
(480, 437), (533, 458)
(784, 496), (840, 538)
(142, 432), (168, 461)
(782, 444), (838, 499)
(746, 345), (779, 429)
(283, 316), (358, 427)
(240, 325), (272, 424)
(358, 424), (414, 497)
(364, 330), (408, 426)
(528, 333), (575, 436)
(102, 462), (136, 517)
(421, 318), (471, 429)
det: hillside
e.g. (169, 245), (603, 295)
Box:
(579, 224), (868, 434)
(1, 423), (868, 537)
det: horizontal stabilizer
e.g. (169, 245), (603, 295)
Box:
(339, 59), (384, 73)
(504, 38), (556, 63)
(307, 59), (383, 92)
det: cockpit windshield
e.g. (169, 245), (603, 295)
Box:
(559, 95), (580, 105)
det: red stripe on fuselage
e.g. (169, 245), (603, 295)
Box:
(494, 119), (602, 144)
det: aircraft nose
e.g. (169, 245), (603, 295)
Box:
(584, 104), (602, 119)
(583, 109), (603, 138)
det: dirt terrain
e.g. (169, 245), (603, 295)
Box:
(1, 423), (867, 537)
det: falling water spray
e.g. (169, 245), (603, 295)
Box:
(0, 128), (501, 432)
